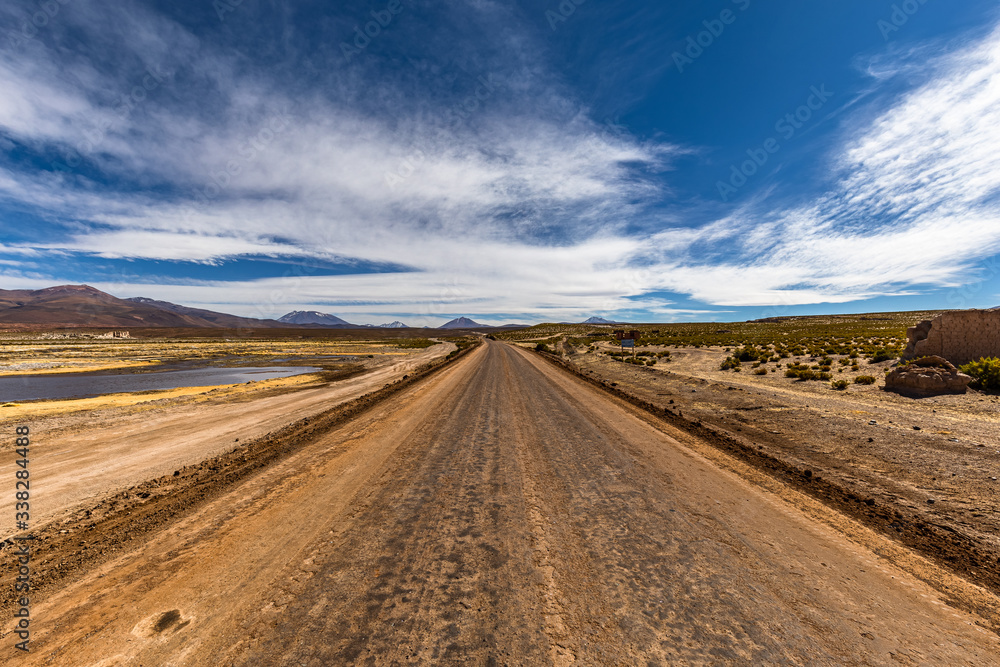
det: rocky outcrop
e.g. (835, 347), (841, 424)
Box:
(885, 356), (972, 396)
(903, 310), (1000, 366)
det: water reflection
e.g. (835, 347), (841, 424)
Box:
(0, 366), (322, 402)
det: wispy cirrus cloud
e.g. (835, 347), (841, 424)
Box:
(637, 22), (1000, 307)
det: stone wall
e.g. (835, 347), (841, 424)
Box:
(904, 310), (1000, 366)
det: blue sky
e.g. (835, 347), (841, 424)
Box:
(1, 0), (999, 325)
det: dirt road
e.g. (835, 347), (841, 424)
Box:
(12, 341), (1000, 665)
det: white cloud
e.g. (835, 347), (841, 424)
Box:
(635, 23), (1000, 307)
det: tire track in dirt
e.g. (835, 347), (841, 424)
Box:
(500, 348), (578, 666)
(502, 345), (827, 664)
(219, 342), (551, 665)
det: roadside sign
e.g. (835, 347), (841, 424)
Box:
(614, 330), (641, 341)
(621, 339), (634, 348)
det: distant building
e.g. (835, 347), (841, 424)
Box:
(97, 330), (131, 339)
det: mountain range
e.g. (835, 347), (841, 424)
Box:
(0, 285), (512, 329)
(124, 296), (280, 328)
(277, 310), (354, 327)
(438, 317), (485, 329)
(0, 286), (283, 328)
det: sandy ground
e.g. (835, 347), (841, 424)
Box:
(557, 344), (1000, 595)
(0, 342), (453, 536)
(7, 341), (1000, 665)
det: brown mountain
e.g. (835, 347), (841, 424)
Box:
(124, 297), (287, 328)
(0, 285), (282, 328)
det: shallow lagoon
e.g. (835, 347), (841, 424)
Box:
(0, 365), (321, 402)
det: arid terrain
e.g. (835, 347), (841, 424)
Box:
(531, 336), (1000, 599)
(1, 337), (998, 665)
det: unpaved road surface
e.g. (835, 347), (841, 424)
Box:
(12, 342), (1000, 665)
